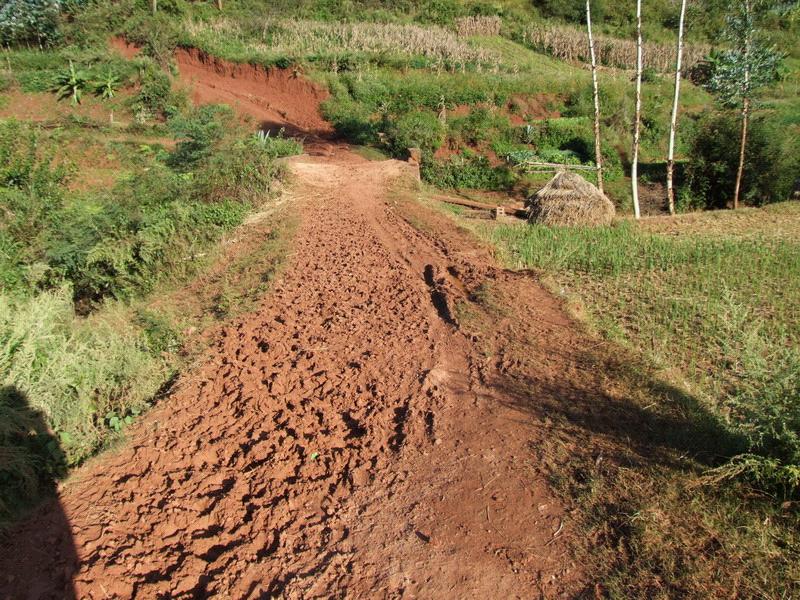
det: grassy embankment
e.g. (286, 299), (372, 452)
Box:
(427, 196), (799, 595)
(0, 41), (301, 526)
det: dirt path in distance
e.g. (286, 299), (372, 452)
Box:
(0, 148), (593, 598)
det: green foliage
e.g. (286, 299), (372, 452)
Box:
(168, 104), (234, 169)
(321, 97), (378, 145)
(707, 47), (783, 107)
(480, 211), (800, 497)
(448, 106), (510, 146)
(0, 0), (61, 47)
(252, 129), (304, 159)
(94, 69), (120, 99)
(422, 153), (513, 190)
(684, 112), (799, 207)
(0, 384), (66, 526)
(132, 63), (177, 120)
(387, 109), (444, 157)
(705, 1), (784, 107)
(123, 12), (180, 65)
(53, 61), (89, 105)
(1, 110), (286, 305)
(533, 0), (604, 24)
(418, 0), (459, 25)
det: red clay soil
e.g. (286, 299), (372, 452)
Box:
(109, 36), (141, 60)
(174, 48), (333, 137)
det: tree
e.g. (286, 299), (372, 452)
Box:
(151, 0), (157, 15)
(666, 0), (688, 215)
(630, 0), (643, 219)
(586, 0), (604, 193)
(706, 0), (782, 209)
(0, 0), (60, 47)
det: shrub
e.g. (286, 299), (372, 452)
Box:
(132, 64), (176, 120)
(123, 13), (180, 65)
(0, 0), (61, 47)
(251, 129), (304, 159)
(387, 109), (445, 158)
(448, 106), (511, 146)
(168, 104), (234, 170)
(684, 112), (800, 208)
(418, 0), (460, 25)
(422, 153), (513, 190)
(0, 120), (69, 254)
(322, 97), (379, 145)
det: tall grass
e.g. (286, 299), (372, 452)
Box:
(0, 287), (168, 467)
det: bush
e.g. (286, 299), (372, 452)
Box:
(0, 120), (69, 257)
(322, 97), (379, 145)
(132, 63), (178, 120)
(387, 109), (445, 158)
(448, 106), (511, 146)
(0, 0), (61, 47)
(533, 0), (604, 24)
(168, 104), (234, 170)
(123, 13), (179, 65)
(1, 113), (287, 305)
(684, 112), (800, 208)
(422, 153), (513, 190)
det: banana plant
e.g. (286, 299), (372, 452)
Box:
(94, 70), (121, 100)
(54, 61), (89, 106)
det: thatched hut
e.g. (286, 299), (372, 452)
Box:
(526, 171), (615, 226)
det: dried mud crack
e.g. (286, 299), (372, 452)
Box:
(0, 150), (585, 599)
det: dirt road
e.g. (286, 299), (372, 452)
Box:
(0, 148), (592, 598)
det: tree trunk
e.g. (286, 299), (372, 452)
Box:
(587, 0), (604, 194)
(733, 0), (752, 210)
(733, 95), (749, 210)
(666, 0), (687, 215)
(631, 0), (643, 219)
(150, 0), (156, 15)
(216, 0), (223, 9)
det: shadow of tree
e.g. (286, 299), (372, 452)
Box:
(484, 340), (746, 473)
(0, 385), (77, 598)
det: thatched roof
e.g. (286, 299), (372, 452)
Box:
(526, 171), (615, 226)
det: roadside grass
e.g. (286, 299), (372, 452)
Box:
(479, 208), (800, 490)
(414, 192), (800, 596)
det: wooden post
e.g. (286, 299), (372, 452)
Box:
(666, 0), (687, 215)
(587, 0), (604, 194)
(733, 0), (752, 210)
(630, 0), (643, 220)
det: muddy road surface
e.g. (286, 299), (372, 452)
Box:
(0, 150), (589, 598)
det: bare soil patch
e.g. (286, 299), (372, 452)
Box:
(174, 48), (333, 137)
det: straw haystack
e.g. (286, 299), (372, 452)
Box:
(526, 171), (615, 226)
